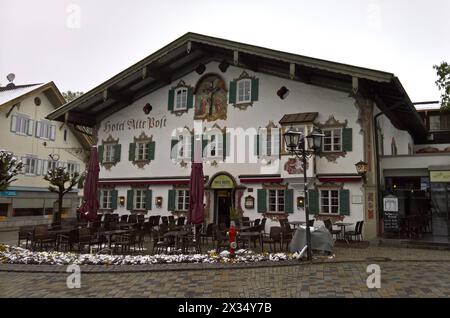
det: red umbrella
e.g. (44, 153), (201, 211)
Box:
(187, 162), (205, 225)
(187, 136), (204, 226)
(79, 147), (100, 223)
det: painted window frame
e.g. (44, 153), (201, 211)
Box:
(100, 189), (112, 210)
(135, 141), (149, 161)
(207, 134), (223, 159)
(320, 189), (340, 215)
(177, 134), (192, 160)
(176, 189), (190, 211)
(174, 87), (188, 111)
(134, 189), (147, 211)
(268, 189), (285, 213)
(237, 78), (252, 104)
(322, 128), (343, 153)
(104, 143), (116, 163)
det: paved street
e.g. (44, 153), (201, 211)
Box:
(1, 261), (449, 298)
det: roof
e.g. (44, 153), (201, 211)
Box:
(46, 32), (428, 142)
(0, 81), (92, 151)
(279, 112), (318, 125)
(0, 83), (45, 106)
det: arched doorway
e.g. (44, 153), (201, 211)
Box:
(208, 172), (236, 227)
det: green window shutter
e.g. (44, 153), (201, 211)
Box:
(229, 81), (236, 104)
(168, 89), (175, 111)
(257, 189), (267, 213)
(202, 135), (208, 157)
(254, 133), (260, 156)
(339, 189), (350, 216)
(114, 144), (121, 162)
(187, 87), (194, 109)
(308, 189), (319, 215)
(168, 189), (176, 211)
(251, 78), (259, 102)
(145, 189), (152, 211)
(285, 189), (294, 213)
(223, 132), (230, 161)
(147, 141), (155, 160)
(126, 189), (134, 211)
(98, 145), (104, 163)
(128, 143), (136, 161)
(342, 128), (353, 152)
(170, 139), (179, 159)
(111, 190), (118, 210)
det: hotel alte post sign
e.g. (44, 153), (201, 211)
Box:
(210, 175), (234, 189)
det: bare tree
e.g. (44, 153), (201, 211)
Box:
(0, 150), (23, 191)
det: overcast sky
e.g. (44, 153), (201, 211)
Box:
(1, 0), (449, 105)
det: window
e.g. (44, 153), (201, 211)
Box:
(100, 190), (112, 209)
(175, 88), (188, 110)
(11, 114), (32, 136)
(320, 189), (339, 214)
(176, 190), (190, 211)
(323, 129), (342, 152)
(237, 79), (251, 103)
(178, 135), (191, 159)
(35, 121), (55, 140)
(24, 157), (38, 175)
(104, 144), (115, 163)
(208, 134), (223, 158)
(135, 142), (148, 161)
(67, 162), (77, 175)
(430, 114), (450, 131)
(134, 189), (147, 210)
(268, 189), (285, 212)
(262, 129), (280, 156)
(47, 160), (57, 171)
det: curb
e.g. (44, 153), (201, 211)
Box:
(1, 258), (450, 274)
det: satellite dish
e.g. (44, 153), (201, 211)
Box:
(6, 73), (15, 83)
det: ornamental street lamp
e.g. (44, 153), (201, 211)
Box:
(283, 127), (324, 261)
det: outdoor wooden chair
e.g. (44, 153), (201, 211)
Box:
(345, 221), (364, 241)
(18, 226), (34, 249)
(177, 216), (186, 226)
(261, 226), (282, 253)
(215, 228), (229, 253)
(31, 226), (55, 251)
(182, 225), (202, 254)
(200, 223), (215, 245)
(113, 231), (136, 254)
(324, 219), (341, 240)
(120, 215), (128, 222)
(151, 229), (170, 254)
(242, 217), (250, 226)
(128, 214), (138, 224)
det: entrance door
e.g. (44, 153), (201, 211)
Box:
(216, 190), (231, 228)
(430, 183), (449, 236)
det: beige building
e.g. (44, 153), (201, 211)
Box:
(0, 79), (90, 229)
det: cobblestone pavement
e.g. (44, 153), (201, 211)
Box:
(1, 261), (449, 297)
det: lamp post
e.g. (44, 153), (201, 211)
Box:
(283, 127), (324, 261)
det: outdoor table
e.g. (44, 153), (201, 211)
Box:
(334, 222), (354, 243)
(289, 226), (334, 254)
(238, 231), (262, 249)
(288, 221), (306, 229)
(98, 229), (132, 249)
(235, 226), (253, 232)
(164, 230), (189, 251)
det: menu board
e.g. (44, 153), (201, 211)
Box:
(384, 211), (399, 232)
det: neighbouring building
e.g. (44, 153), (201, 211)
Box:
(47, 33), (450, 241)
(0, 79), (90, 229)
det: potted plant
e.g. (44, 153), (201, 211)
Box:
(229, 206), (240, 226)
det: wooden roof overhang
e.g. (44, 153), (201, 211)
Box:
(46, 32), (427, 143)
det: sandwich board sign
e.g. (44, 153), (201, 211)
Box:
(383, 195), (399, 232)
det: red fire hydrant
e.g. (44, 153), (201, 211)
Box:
(227, 223), (238, 258)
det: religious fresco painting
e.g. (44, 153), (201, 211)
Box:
(194, 74), (228, 122)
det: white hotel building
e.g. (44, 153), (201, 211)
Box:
(47, 33), (450, 241)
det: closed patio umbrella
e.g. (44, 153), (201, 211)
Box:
(187, 135), (204, 226)
(79, 146), (100, 223)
